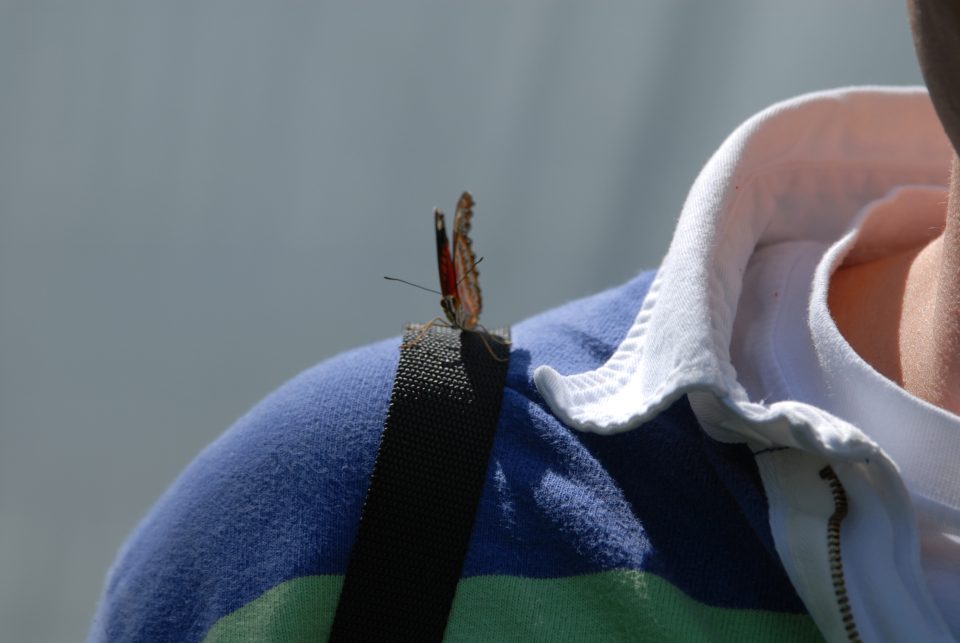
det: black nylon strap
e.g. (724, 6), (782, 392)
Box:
(329, 324), (510, 642)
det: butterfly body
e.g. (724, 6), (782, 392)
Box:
(435, 191), (482, 330)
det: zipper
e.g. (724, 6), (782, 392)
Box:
(819, 466), (862, 643)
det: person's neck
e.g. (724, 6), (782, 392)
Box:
(829, 155), (960, 415)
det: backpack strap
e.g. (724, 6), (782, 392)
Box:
(329, 324), (511, 642)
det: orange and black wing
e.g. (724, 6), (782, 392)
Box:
(452, 191), (482, 330)
(435, 208), (459, 324)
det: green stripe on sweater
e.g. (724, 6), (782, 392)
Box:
(203, 572), (823, 642)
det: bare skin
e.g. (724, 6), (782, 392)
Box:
(828, 167), (959, 411)
(828, 2), (960, 414)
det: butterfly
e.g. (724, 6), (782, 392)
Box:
(435, 191), (482, 330)
(385, 191), (509, 360)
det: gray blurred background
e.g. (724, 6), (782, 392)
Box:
(0, 1), (924, 639)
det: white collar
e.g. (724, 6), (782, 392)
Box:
(534, 87), (958, 641)
(534, 87), (951, 435)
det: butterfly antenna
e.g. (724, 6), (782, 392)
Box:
(383, 275), (442, 295)
(455, 256), (484, 288)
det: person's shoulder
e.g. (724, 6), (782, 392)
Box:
(511, 268), (656, 375)
(87, 270), (657, 642)
(87, 336), (404, 641)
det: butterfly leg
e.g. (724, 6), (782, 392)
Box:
(474, 329), (511, 363)
(400, 316), (450, 350)
(402, 319), (509, 363)
(472, 323), (512, 346)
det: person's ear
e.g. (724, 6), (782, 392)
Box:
(907, 0), (960, 156)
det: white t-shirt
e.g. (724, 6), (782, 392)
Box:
(731, 185), (960, 635)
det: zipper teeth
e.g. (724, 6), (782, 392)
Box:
(818, 466), (862, 643)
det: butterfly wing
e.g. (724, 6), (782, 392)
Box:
(435, 208), (459, 324)
(452, 191), (482, 329)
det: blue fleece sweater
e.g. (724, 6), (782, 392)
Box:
(87, 270), (822, 642)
